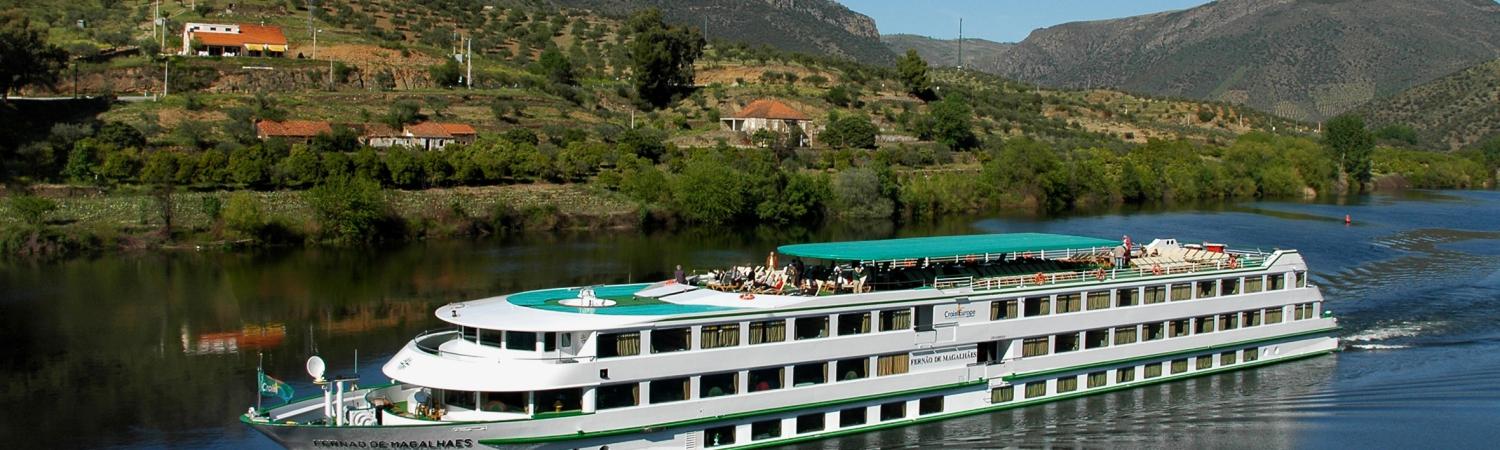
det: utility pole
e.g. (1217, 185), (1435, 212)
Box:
(958, 18), (963, 70)
(163, 58), (170, 98)
(313, 28), (320, 59)
(465, 36), (472, 90)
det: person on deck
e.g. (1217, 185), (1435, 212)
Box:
(766, 251), (778, 271)
(674, 265), (686, 284)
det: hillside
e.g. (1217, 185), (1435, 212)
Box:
(554, 0), (894, 64)
(881, 34), (1013, 71)
(987, 0), (1500, 122)
(1355, 58), (1500, 150)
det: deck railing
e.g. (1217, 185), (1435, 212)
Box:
(944, 249), (1273, 293)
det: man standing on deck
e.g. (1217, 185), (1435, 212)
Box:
(1121, 235), (1133, 268)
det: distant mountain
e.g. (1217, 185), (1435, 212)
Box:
(1355, 58), (1500, 150)
(987, 0), (1500, 122)
(880, 34), (1014, 71)
(555, 0), (895, 64)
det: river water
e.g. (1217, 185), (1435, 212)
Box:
(2, 191), (1497, 449)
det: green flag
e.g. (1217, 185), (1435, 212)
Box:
(258, 368), (294, 404)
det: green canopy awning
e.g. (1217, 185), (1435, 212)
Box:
(777, 233), (1119, 262)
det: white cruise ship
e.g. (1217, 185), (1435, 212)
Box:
(242, 233), (1340, 449)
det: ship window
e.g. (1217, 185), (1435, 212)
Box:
(596, 383), (639, 410)
(1144, 323), (1165, 341)
(1243, 347), (1260, 362)
(1056, 294), (1081, 313)
(837, 312), (871, 335)
(1022, 337), (1050, 357)
(461, 327), (479, 343)
(1221, 278), (1240, 296)
(1220, 314), (1239, 330)
(1088, 371), (1108, 388)
(1221, 351), (1237, 366)
(506, 331), (536, 351)
(534, 387), (582, 413)
(793, 362), (827, 386)
(543, 332), (557, 352)
(479, 329), (504, 347)
(1144, 286), (1166, 304)
(598, 331), (640, 358)
(1024, 297), (1051, 316)
(751, 419), (781, 441)
(701, 323), (741, 349)
(700, 372), (738, 398)
(1057, 376), (1078, 393)
(1054, 333), (1080, 353)
(881, 308), (913, 330)
(794, 316), (829, 340)
(1296, 272), (1307, 287)
(978, 340), (1002, 363)
(920, 395), (946, 413)
(796, 413), (825, 433)
(915, 305), (935, 331)
(1171, 359), (1189, 374)
(990, 386), (1014, 403)
(1264, 307), (1284, 324)
(749, 367), (784, 391)
(650, 327), (690, 353)
(749, 319), (786, 344)
(1197, 280), (1217, 298)
(1244, 276), (1264, 293)
(1169, 319), (1190, 338)
(1086, 329), (1110, 349)
(1117, 288), (1138, 307)
(1144, 363), (1163, 378)
(1195, 316), (1215, 334)
(1243, 310), (1262, 327)
(1116, 367), (1136, 383)
(880, 401), (906, 421)
(839, 407), (867, 427)
(648, 377), (690, 404)
(703, 424), (736, 447)
(480, 391), (526, 413)
(836, 357), (869, 381)
(442, 389), (476, 411)
(1025, 381), (1046, 398)
(1114, 326), (1138, 345)
(1171, 284), (1192, 301)
(1087, 291), (1110, 310)
(1196, 355), (1214, 370)
(990, 300), (1017, 320)
(877, 353), (910, 376)
(1294, 303), (1315, 320)
(1270, 274), (1286, 290)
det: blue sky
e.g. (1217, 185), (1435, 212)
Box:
(838, 0), (1213, 42)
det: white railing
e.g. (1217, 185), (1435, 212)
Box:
(938, 250), (1273, 293)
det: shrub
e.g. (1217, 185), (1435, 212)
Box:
(304, 176), (391, 244)
(221, 192), (264, 238)
(9, 195), (57, 229)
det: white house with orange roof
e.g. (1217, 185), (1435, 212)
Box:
(721, 99), (814, 146)
(182, 23), (288, 57)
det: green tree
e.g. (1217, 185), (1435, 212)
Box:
(8, 194), (56, 229)
(429, 59), (463, 88)
(829, 168), (893, 219)
(221, 191), (264, 238)
(626, 8), (705, 109)
(535, 47), (577, 86)
(1325, 114), (1374, 187)
(304, 176), (390, 244)
(821, 115), (878, 149)
(895, 49), (934, 101)
(670, 151), (746, 224)
(927, 95), (978, 150)
(140, 151), (179, 186)
(384, 99), (422, 128)
(0, 10), (68, 101)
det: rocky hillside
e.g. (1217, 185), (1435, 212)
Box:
(1355, 58), (1500, 150)
(881, 34), (1014, 71)
(988, 0), (1500, 122)
(555, 0), (894, 64)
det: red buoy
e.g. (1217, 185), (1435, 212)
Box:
(1345, 214), (1352, 225)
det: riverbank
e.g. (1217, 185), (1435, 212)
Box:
(0, 183), (640, 258)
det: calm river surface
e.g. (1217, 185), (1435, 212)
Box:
(3, 191), (1498, 449)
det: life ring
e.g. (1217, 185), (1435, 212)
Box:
(1094, 269), (1106, 281)
(1033, 273), (1046, 284)
(739, 293), (755, 300)
(1151, 264), (1164, 276)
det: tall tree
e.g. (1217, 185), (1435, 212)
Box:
(1324, 114), (1374, 187)
(926, 95), (978, 150)
(896, 49), (934, 101)
(627, 8), (704, 109)
(0, 10), (68, 101)
(536, 47), (577, 86)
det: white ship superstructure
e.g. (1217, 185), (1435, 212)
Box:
(243, 233), (1339, 449)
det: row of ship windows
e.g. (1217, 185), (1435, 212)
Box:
(991, 347), (1262, 404)
(696, 345), (1266, 447)
(596, 272), (1310, 358)
(594, 353), (914, 410)
(1007, 303), (1317, 358)
(701, 396), (947, 447)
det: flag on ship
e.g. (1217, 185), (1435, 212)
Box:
(258, 367), (294, 403)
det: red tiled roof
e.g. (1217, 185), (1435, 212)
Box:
(729, 99), (810, 121)
(192, 24), (288, 47)
(405, 122), (475, 138)
(257, 120), (331, 138)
